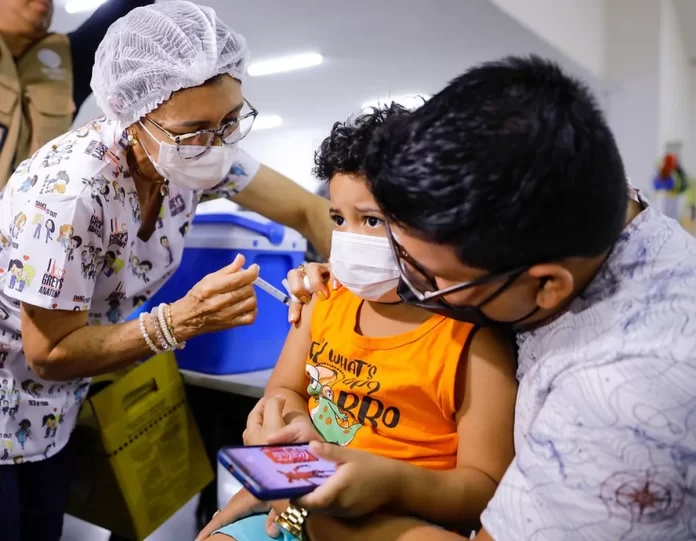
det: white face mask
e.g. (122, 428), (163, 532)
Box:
(330, 231), (400, 301)
(138, 121), (237, 191)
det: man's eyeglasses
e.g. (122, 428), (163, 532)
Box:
(384, 221), (528, 303)
(144, 98), (258, 159)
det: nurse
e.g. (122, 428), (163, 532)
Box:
(0, 2), (330, 539)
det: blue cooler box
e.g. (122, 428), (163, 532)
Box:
(135, 210), (306, 374)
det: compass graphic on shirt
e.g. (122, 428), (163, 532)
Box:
(600, 469), (684, 523)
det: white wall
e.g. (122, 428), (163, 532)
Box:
(488, 0), (607, 78)
(658, 0), (693, 171)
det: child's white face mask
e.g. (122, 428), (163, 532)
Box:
(330, 231), (400, 301)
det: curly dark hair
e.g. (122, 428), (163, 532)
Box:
(313, 102), (412, 182)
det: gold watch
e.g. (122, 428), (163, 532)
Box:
(275, 504), (309, 540)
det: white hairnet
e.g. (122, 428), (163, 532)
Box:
(91, 0), (250, 128)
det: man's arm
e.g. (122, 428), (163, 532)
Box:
(68, 0), (154, 114)
(233, 165), (332, 259)
(481, 356), (695, 540)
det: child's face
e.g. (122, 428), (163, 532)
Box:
(328, 173), (400, 302)
(329, 174), (386, 238)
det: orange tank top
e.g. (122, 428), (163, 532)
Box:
(307, 288), (475, 470)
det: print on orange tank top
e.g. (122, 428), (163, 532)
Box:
(306, 287), (475, 470)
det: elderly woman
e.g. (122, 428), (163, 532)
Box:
(0, 2), (330, 539)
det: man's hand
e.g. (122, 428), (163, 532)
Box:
(296, 441), (403, 518)
(195, 488), (276, 540)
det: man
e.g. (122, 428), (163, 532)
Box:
(278, 56), (696, 540)
(0, 0), (153, 187)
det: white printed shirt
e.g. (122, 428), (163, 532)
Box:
(481, 205), (696, 539)
(0, 117), (259, 464)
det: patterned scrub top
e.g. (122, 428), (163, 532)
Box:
(0, 117), (259, 464)
(481, 202), (696, 539)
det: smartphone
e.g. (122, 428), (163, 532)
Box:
(218, 443), (337, 501)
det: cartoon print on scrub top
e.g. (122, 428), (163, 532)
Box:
(106, 299), (121, 323)
(306, 363), (363, 446)
(80, 245), (104, 280)
(1, 439), (12, 460)
(102, 250), (125, 277)
(160, 236), (174, 266)
(127, 190), (140, 222)
(17, 174), (39, 193)
(129, 255), (153, 283)
(112, 180), (126, 206)
(21, 380), (43, 398)
(40, 141), (74, 168)
(7, 258), (36, 292)
(15, 419), (31, 450)
(10, 212), (27, 239)
(42, 412), (61, 438)
(39, 170), (70, 195)
(83, 174), (111, 208)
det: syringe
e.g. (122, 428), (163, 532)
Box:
(253, 277), (291, 305)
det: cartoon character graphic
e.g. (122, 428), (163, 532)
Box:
(1, 439), (12, 460)
(157, 204), (166, 229)
(1, 399), (8, 415)
(41, 142), (74, 167)
(130, 255), (152, 283)
(0, 234), (11, 251)
(127, 190), (141, 222)
(9, 389), (20, 419)
(179, 221), (190, 237)
(80, 245), (104, 280)
(44, 219), (55, 243)
(42, 413), (59, 438)
(17, 174), (38, 193)
(15, 419), (31, 450)
(160, 236), (174, 265)
(10, 212), (26, 239)
(57, 224), (74, 252)
(43, 442), (55, 459)
(83, 174), (111, 207)
(106, 299), (121, 324)
(7, 259), (35, 292)
(31, 213), (43, 239)
(102, 250), (125, 277)
(112, 180), (126, 205)
(277, 464), (333, 486)
(41, 170), (70, 194)
(305, 364), (363, 446)
(74, 382), (89, 404)
(21, 379), (43, 398)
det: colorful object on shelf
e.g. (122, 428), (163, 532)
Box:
(653, 152), (688, 194)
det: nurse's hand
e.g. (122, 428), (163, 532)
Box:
(285, 262), (340, 325)
(170, 254), (259, 341)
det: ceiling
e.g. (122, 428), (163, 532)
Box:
(52, 0), (602, 134)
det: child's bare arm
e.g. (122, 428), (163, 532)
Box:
(392, 327), (518, 527)
(263, 298), (318, 426)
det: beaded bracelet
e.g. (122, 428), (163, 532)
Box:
(157, 303), (184, 350)
(164, 303), (185, 349)
(150, 307), (170, 351)
(139, 312), (162, 354)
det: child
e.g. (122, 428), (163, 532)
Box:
(201, 104), (518, 540)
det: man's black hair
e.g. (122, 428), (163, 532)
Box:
(365, 55), (628, 273)
(313, 102), (411, 182)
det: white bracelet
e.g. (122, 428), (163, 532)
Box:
(157, 303), (180, 350)
(149, 307), (170, 350)
(139, 312), (162, 354)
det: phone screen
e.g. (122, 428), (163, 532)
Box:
(221, 444), (337, 495)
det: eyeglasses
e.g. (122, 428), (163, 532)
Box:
(144, 98), (258, 159)
(384, 221), (528, 303)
